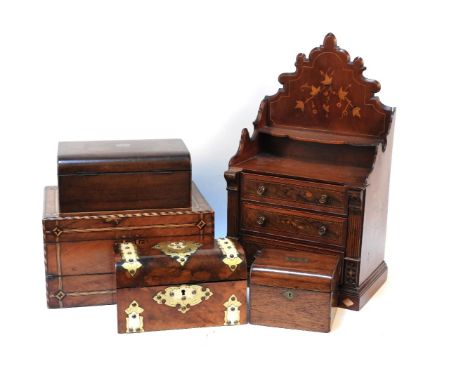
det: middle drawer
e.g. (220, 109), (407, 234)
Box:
(241, 202), (347, 248)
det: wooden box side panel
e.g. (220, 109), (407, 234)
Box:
(47, 274), (116, 308)
(359, 118), (395, 284)
(43, 182), (214, 243)
(250, 284), (334, 332)
(45, 235), (215, 277)
(59, 171), (191, 213)
(116, 280), (247, 333)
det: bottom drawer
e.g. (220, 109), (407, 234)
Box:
(47, 273), (116, 308)
(117, 280), (247, 333)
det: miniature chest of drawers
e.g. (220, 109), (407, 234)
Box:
(225, 33), (395, 310)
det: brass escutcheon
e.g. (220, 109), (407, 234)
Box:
(154, 284), (212, 313)
(282, 289), (295, 300)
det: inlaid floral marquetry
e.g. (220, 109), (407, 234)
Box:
(294, 68), (361, 119)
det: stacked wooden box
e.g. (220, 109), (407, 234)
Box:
(43, 138), (247, 332)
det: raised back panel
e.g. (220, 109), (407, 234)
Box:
(267, 33), (393, 140)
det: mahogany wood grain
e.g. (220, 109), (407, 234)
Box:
(358, 118), (395, 284)
(59, 171), (191, 213)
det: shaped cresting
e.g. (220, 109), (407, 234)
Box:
(229, 32), (395, 168)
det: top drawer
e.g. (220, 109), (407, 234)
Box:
(241, 173), (347, 215)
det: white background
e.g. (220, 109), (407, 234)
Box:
(0, 1), (467, 381)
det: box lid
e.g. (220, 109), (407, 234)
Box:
(250, 249), (340, 292)
(58, 139), (190, 174)
(115, 238), (247, 288)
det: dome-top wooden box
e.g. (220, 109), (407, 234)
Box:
(58, 139), (191, 213)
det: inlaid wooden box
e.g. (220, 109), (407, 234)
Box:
(116, 238), (247, 333)
(250, 249), (340, 332)
(43, 183), (214, 308)
(58, 139), (191, 213)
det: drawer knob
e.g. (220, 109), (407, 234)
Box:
(318, 225), (327, 236)
(319, 194), (329, 204)
(256, 215), (267, 226)
(256, 185), (266, 196)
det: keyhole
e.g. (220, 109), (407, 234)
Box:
(181, 289), (186, 296)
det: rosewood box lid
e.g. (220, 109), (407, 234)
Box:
(115, 238), (247, 288)
(57, 139), (192, 212)
(58, 139), (190, 174)
(250, 249), (340, 292)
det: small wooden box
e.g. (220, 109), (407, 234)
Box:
(43, 183), (213, 308)
(58, 139), (191, 213)
(250, 249), (340, 332)
(116, 238), (247, 333)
